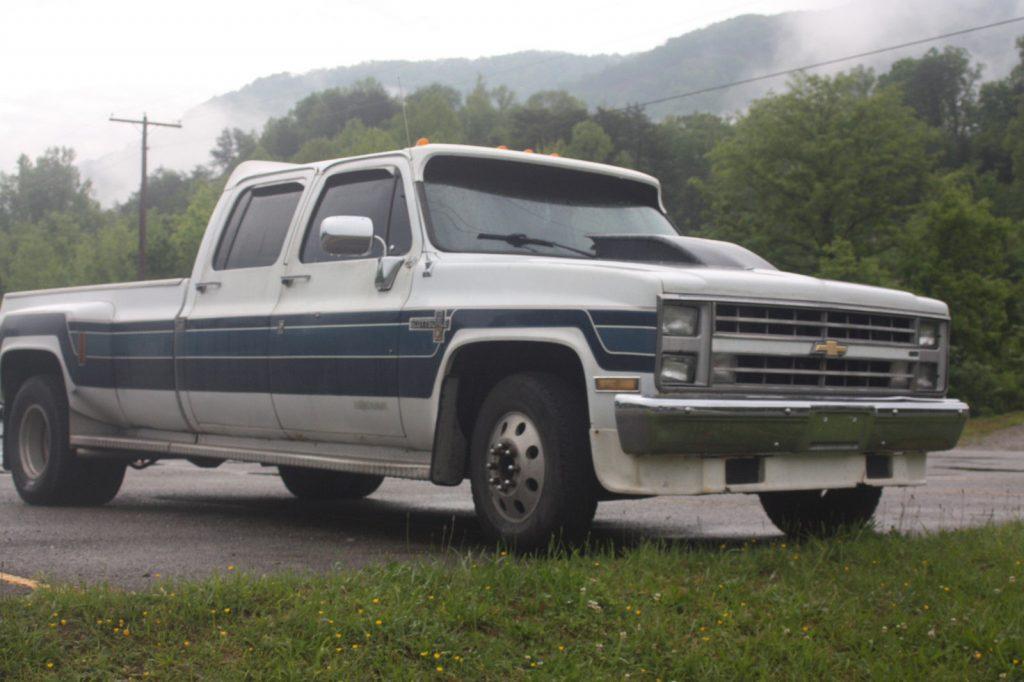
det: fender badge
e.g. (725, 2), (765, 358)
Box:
(811, 339), (848, 358)
(409, 309), (452, 344)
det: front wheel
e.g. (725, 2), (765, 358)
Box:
(759, 485), (882, 538)
(469, 372), (598, 551)
(7, 375), (125, 506)
(278, 466), (383, 500)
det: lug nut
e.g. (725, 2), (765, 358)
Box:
(489, 477), (499, 486)
(486, 462), (498, 470)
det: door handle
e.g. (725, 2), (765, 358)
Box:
(280, 274), (311, 287)
(194, 281), (221, 292)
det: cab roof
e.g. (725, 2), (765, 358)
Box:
(225, 144), (662, 197)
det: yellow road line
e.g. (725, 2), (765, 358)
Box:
(0, 571), (45, 590)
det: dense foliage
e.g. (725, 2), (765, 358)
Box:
(2, 42), (1023, 413)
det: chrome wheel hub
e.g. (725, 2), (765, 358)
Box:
(486, 411), (545, 522)
(19, 404), (51, 480)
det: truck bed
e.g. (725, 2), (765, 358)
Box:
(0, 278), (189, 321)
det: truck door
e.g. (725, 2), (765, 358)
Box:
(269, 158), (416, 441)
(178, 170), (312, 437)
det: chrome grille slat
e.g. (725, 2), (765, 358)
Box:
(722, 354), (905, 388)
(715, 303), (916, 345)
(716, 317), (913, 334)
(732, 367), (911, 379)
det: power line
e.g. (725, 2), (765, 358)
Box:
(616, 15), (1024, 111)
(109, 114), (182, 279)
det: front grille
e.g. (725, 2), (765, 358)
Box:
(713, 354), (915, 389)
(715, 303), (915, 345)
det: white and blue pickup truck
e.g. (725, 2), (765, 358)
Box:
(0, 144), (968, 547)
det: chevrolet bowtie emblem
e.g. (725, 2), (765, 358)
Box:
(408, 309), (452, 344)
(811, 339), (848, 358)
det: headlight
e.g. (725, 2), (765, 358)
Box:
(660, 354), (697, 384)
(916, 363), (939, 391)
(661, 305), (700, 336)
(889, 361), (912, 389)
(918, 320), (939, 348)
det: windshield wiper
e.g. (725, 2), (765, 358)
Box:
(476, 232), (594, 258)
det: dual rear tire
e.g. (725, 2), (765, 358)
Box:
(7, 375), (125, 506)
(278, 466), (383, 500)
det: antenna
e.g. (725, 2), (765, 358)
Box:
(398, 75), (412, 148)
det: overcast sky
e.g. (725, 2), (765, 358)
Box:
(0, 0), (844, 178)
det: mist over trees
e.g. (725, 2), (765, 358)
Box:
(2, 41), (1023, 413)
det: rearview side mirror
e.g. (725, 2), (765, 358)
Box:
(320, 215), (374, 256)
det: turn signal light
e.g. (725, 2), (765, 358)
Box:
(594, 377), (640, 392)
(523, 148), (534, 153)
(496, 144), (508, 150)
(415, 137), (430, 146)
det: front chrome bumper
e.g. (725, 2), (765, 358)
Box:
(615, 395), (969, 456)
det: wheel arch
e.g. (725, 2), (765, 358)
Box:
(429, 337), (591, 486)
(1, 347), (67, 470)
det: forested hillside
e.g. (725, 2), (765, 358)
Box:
(205, 0), (1024, 123)
(2, 41), (1023, 413)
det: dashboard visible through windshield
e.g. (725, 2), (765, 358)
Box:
(421, 155), (679, 258)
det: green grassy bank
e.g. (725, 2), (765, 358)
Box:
(2, 524), (1023, 679)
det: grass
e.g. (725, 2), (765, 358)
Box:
(2, 525), (1024, 679)
(961, 411), (1024, 442)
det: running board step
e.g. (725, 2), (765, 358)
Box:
(70, 435), (431, 480)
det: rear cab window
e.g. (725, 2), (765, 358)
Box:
(214, 183), (305, 270)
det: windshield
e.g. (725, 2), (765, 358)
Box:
(422, 155), (678, 258)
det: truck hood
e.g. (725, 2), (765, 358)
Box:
(653, 265), (947, 317)
(425, 253), (948, 318)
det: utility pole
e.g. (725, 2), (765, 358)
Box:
(109, 114), (182, 279)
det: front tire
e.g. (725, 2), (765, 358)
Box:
(469, 372), (598, 551)
(759, 485), (882, 538)
(7, 375), (125, 506)
(278, 466), (383, 500)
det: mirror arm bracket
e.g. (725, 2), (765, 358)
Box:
(373, 235), (402, 292)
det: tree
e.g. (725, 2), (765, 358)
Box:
(396, 84), (464, 143)
(119, 166), (214, 217)
(462, 78), (501, 144)
(210, 128), (258, 174)
(897, 177), (1023, 413)
(879, 47), (981, 166)
(702, 70), (935, 274)
(511, 91), (588, 150)
(0, 148), (100, 230)
(655, 113), (732, 234)
(257, 80), (399, 159)
(563, 120), (614, 162)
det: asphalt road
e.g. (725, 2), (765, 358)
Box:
(1, 442), (1022, 592)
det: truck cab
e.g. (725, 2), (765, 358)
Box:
(0, 144), (968, 548)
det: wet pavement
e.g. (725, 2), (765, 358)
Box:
(1, 445), (1022, 589)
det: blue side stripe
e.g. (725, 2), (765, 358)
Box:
(595, 327), (657, 355)
(21, 307), (660, 399)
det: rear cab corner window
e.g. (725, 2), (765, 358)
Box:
(213, 182), (305, 270)
(300, 168), (412, 264)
